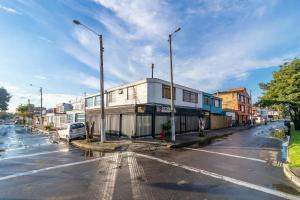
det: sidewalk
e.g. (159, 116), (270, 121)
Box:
(134, 125), (252, 148)
(283, 127), (300, 188)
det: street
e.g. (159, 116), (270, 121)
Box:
(0, 122), (300, 200)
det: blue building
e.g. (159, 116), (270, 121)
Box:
(202, 92), (223, 129)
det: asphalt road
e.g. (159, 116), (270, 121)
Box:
(0, 122), (299, 200)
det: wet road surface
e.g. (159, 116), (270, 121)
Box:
(0, 122), (300, 200)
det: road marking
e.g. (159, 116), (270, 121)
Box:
(136, 153), (300, 200)
(127, 152), (154, 200)
(101, 152), (121, 200)
(0, 156), (112, 181)
(0, 149), (70, 161)
(184, 148), (267, 163)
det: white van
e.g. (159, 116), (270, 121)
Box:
(58, 122), (86, 142)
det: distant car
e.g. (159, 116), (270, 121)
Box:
(58, 123), (86, 143)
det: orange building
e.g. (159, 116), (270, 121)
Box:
(215, 88), (252, 125)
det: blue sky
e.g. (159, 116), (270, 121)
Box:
(0, 0), (300, 112)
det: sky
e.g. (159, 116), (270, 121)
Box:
(1, 0), (300, 112)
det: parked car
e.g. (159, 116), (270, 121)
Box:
(58, 122), (86, 143)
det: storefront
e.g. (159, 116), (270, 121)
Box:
(86, 104), (205, 138)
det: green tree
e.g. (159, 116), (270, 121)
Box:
(0, 87), (11, 111)
(16, 104), (31, 124)
(259, 58), (300, 129)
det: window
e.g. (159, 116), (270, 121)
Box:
(95, 95), (101, 106)
(127, 86), (136, 100)
(86, 97), (94, 107)
(238, 105), (241, 111)
(241, 105), (245, 112)
(67, 114), (73, 123)
(204, 96), (210, 105)
(75, 113), (85, 123)
(183, 90), (198, 103)
(215, 99), (220, 108)
(162, 84), (176, 99)
(109, 91), (116, 102)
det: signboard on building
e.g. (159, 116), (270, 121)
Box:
(156, 105), (175, 113)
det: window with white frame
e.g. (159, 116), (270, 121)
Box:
(215, 99), (220, 108)
(95, 95), (101, 106)
(86, 97), (94, 107)
(109, 91), (116, 102)
(183, 90), (198, 103)
(127, 86), (136, 100)
(162, 84), (176, 99)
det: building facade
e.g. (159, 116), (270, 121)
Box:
(66, 99), (85, 124)
(215, 88), (251, 125)
(86, 78), (224, 138)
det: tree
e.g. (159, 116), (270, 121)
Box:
(16, 104), (31, 124)
(0, 87), (11, 111)
(258, 58), (300, 129)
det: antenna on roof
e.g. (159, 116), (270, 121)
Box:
(151, 63), (154, 79)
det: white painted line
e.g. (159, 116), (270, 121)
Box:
(128, 152), (154, 200)
(136, 153), (300, 200)
(101, 153), (121, 200)
(0, 156), (112, 181)
(0, 149), (70, 161)
(184, 148), (267, 163)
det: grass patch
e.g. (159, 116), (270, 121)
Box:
(288, 124), (300, 168)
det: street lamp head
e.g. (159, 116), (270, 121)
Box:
(174, 27), (181, 33)
(73, 19), (81, 25)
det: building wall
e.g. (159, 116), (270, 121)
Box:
(202, 93), (223, 114)
(147, 81), (203, 108)
(108, 82), (148, 107)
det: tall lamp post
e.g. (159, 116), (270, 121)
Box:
(168, 27), (181, 142)
(30, 84), (43, 129)
(73, 19), (106, 142)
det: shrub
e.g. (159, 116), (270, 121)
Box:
(44, 125), (51, 130)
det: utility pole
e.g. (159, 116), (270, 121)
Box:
(250, 90), (253, 126)
(84, 92), (88, 141)
(168, 27), (181, 142)
(73, 19), (106, 142)
(169, 34), (175, 142)
(151, 63), (154, 78)
(40, 87), (43, 129)
(99, 35), (106, 142)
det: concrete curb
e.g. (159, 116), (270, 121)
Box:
(135, 126), (253, 149)
(283, 164), (300, 188)
(170, 131), (236, 148)
(71, 140), (131, 152)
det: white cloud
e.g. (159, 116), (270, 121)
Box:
(38, 36), (53, 43)
(0, 4), (21, 14)
(95, 0), (172, 40)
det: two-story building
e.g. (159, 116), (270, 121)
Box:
(66, 99), (85, 124)
(202, 92), (225, 129)
(86, 78), (225, 138)
(215, 87), (251, 125)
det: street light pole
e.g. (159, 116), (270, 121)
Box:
(99, 34), (106, 142)
(168, 27), (181, 142)
(40, 87), (43, 129)
(73, 19), (106, 142)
